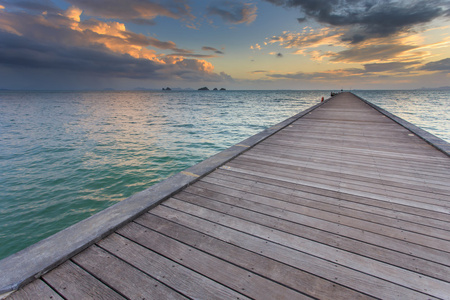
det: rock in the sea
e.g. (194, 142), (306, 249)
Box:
(213, 88), (218, 91)
(220, 88), (226, 90)
(198, 87), (209, 90)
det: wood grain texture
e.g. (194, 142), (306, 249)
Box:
(72, 245), (185, 300)
(42, 261), (125, 300)
(6, 280), (62, 300)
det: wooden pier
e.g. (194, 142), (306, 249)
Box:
(2, 92), (450, 299)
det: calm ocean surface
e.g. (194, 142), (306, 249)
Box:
(0, 90), (448, 260)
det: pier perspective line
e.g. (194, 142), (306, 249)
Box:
(1, 92), (449, 299)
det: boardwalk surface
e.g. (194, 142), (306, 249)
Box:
(6, 92), (450, 299)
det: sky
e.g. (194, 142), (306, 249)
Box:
(0, 0), (449, 90)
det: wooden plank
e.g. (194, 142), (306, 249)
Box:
(212, 166), (448, 211)
(151, 204), (440, 299)
(238, 149), (450, 183)
(226, 157), (450, 203)
(6, 280), (62, 300)
(134, 213), (375, 300)
(116, 221), (312, 300)
(229, 153), (450, 192)
(177, 186), (450, 280)
(162, 198), (450, 298)
(72, 245), (185, 300)
(220, 164), (450, 214)
(191, 179), (450, 250)
(42, 261), (125, 300)
(210, 168), (450, 224)
(206, 171), (450, 231)
(261, 135), (449, 162)
(97, 233), (250, 300)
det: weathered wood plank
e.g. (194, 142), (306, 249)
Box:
(204, 172), (450, 237)
(182, 186), (450, 278)
(162, 198), (450, 298)
(116, 221), (312, 299)
(212, 167), (449, 209)
(42, 261), (125, 300)
(236, 150), (450, 186)
(228, 155), (450, 194)
(6, 280), (62, 300)
(210, 168), (450, 225)
(225, 158), (450, 204)
(220, 164), (450, 214)
(97, 233), (249, 300)
(72, 245), (185, 300)
(134, 213), (375, 300)
(151, 204), (440, 300)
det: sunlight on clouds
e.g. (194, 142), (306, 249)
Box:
(62, 8), (162, 61)
(307, 50), (336, 62)
(0, 15), (22, 36)
(65, 6), (82, 23)
(250, 44), (261, 50)
(269, 27), (345, 50)
(0, 3), (224, 82)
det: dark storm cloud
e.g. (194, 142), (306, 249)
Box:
(0, 9), (233, 83)
(202, 46), (225, 54)
(207, 1), (257, 24)
(420, 58), (450, 72)
(0, 30), (234, 83)
(264, 0), (448, 42)
(0, 31), (163, 79)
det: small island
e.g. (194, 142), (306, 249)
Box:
(162, 87), (172, 91)
(198, 87), (227, 91)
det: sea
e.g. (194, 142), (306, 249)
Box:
(0, 90), (449, 260)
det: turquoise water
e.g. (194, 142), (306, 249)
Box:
(0, 90), (448, 260)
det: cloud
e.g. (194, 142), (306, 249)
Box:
(250, 43), (261, 50)
(420, 58), (450, 72)
(264, 0), (449, 43)
(267, 70), (353, 81)
(330, 43), (417, 63)
(0, 31), (162, 79)
(207, 1), (257, 25)
(363, 61), (419, 73)
(202, 46), (225, 54)
(65, 0), (194, 24)
(0, 6), (233, 85)
(269, 27), (345, 50)
(0, 0), (60, 13)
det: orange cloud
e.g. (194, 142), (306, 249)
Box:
(0, 4), (231, 83)
(65, 6), (82, 23)
(269, 27), (346, 50)
(65, 0), (194, 24)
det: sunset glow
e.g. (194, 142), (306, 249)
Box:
(0, 0), (449, 90)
